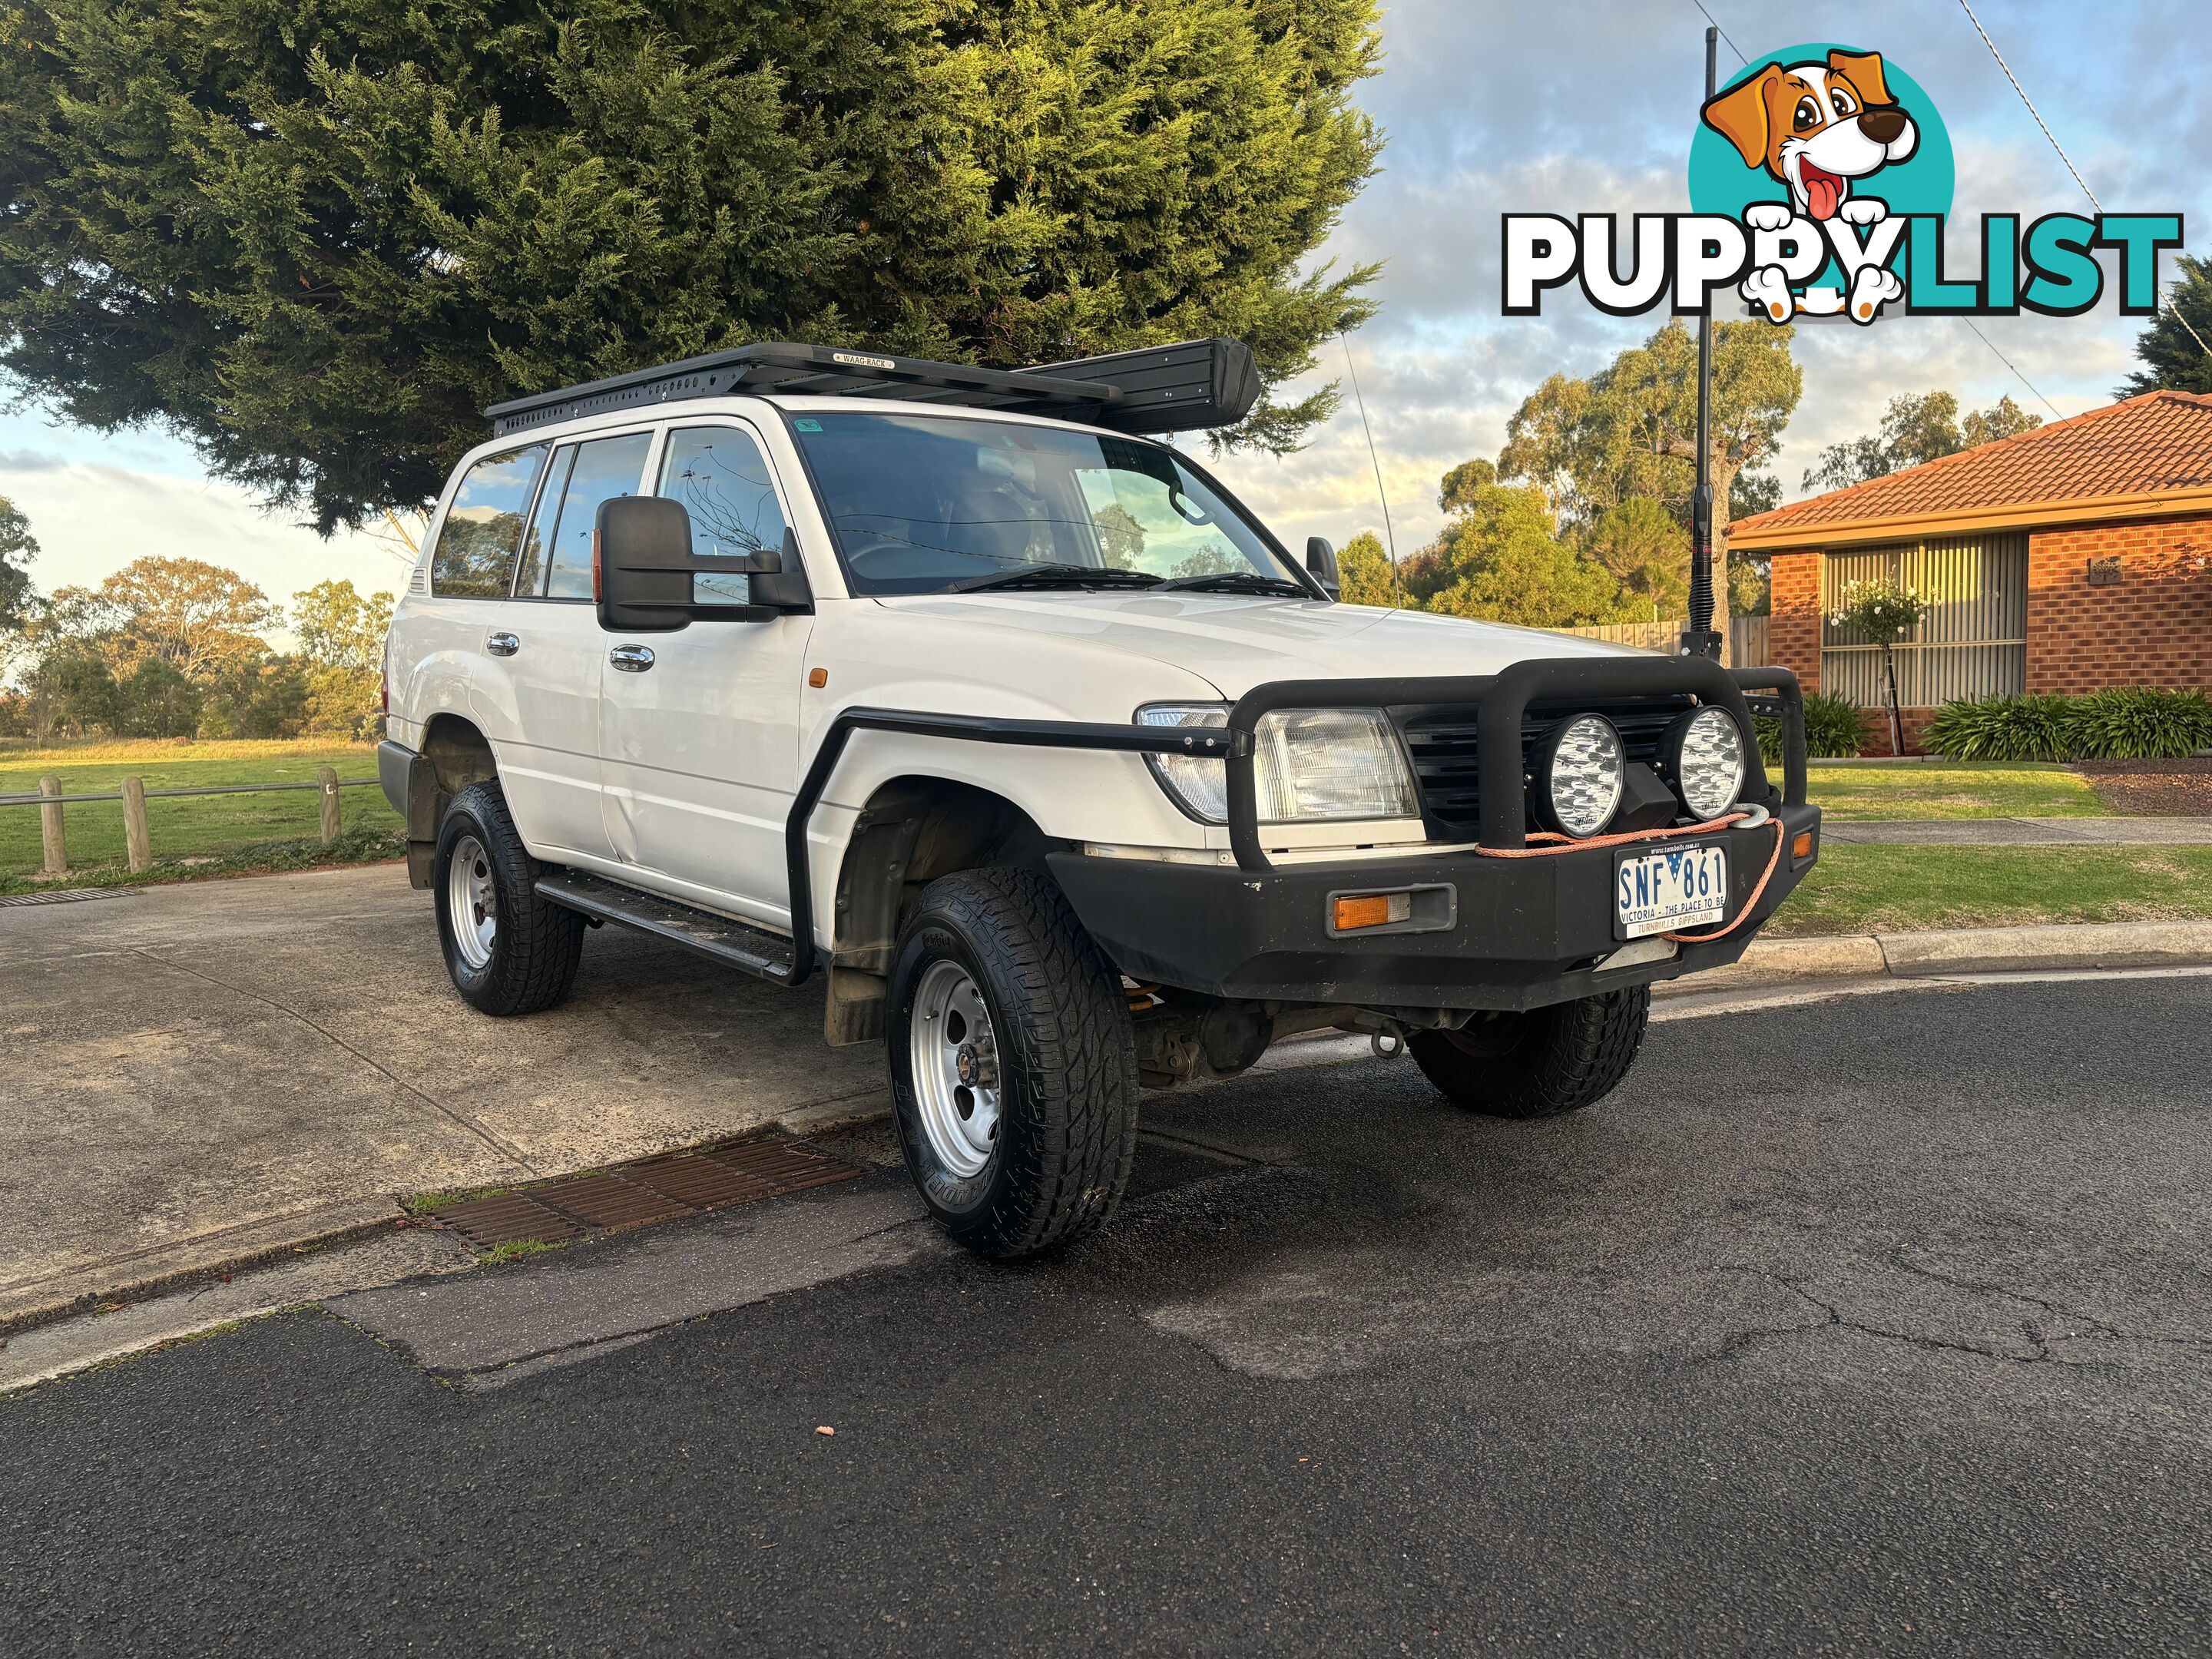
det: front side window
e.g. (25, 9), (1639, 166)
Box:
(540, 431), (654, 600)
(429, 444), (548, 596)
(786, 412), (1292, 596)
(659, 425), (789, 607)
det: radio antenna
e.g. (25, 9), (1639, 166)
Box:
(1341, 337), (1406, 604)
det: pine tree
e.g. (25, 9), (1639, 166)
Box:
(0, 0), (1382, 534)
(2122, 254), (2212, 397)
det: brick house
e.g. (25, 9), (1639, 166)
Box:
(1727, 390), (2212, 753)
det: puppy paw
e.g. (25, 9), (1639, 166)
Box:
(1740, 265), (1794, 323)
(1744, 202), (1795, 233)
(1839, 197), (1889, 227)
(1847, 263), (1904, 324)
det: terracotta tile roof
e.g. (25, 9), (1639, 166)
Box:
(1729, 391), (2212, 549)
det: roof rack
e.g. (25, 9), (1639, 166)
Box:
(483, 337), (1260, 440)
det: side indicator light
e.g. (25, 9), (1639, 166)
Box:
(1333, 892), (1412, 932)
(1792, 830), (1815, 859)
(807, 667), (828, 688)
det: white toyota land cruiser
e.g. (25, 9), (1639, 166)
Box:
(380, 338), (1820, 1259)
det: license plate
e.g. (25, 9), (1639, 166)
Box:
(1614, 843), (1728, 939)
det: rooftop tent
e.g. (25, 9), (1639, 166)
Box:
(484, 338), (1263, 440)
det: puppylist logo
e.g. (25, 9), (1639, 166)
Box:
(1502, 42), (2181, 326)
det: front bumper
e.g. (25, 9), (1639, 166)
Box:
(1047, 802), (1821, 1012)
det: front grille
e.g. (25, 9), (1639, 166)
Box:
(1393, 695), (1695, 835)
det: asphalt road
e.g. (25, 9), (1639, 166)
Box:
(5, 975), (2210, 1656)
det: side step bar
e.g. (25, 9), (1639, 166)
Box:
(535, 871), (798, 982)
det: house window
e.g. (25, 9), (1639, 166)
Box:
(1820, 535), (2027, 705)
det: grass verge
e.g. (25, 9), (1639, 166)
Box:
(1806, 761), (2106, 821)
(1767, 843), (2212, 936)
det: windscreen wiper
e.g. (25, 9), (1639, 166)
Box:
(949, 564), (1166, 594)
(1151, 570), (1312, 596)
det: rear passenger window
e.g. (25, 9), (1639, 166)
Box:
(658, 426), (790, 607)
(542, 432), (654, 600)
(429, 445), (548, 596)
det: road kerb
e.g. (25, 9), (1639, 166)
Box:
(1876, 919), (2212, 977)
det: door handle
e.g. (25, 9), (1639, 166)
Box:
(485, 631), (521, 657)
(608, 644), (656, 674)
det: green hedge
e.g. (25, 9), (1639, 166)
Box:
(1924, 688), (2212, 761)
(1756, 690), (1868, 765)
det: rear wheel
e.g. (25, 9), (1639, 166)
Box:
(887, 866), (1138, 1259)
(1407, 988), (1650, 1119)
(434, 782), (585, 1016)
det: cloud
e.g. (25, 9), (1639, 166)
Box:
(0, 459), (413, 608)
(0, 448), (65, 473)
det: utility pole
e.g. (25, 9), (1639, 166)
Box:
(1682, 24), (1725, 663)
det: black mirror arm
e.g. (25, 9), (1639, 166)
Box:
(1304, 535), (1341, 601)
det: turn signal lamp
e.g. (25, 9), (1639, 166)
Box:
(1333, 892), (1412, 932)
(1793, 829), (1816, 860)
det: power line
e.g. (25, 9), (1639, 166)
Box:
(1955, 0), (2212, 366)
(1953, 0), (2099, 212)
(1957, 319), (2062, 419)
(1688, 0), (1747, 72)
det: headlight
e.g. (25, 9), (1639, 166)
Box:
(1136, 704), (1419, 825)
(1533, 714), (1624, 838)
(1662, 706), (1747, 820)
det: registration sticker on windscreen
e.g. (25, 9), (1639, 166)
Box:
(1614, 843), (1728, 939)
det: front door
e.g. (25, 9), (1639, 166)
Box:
(598, 419), (816, 929)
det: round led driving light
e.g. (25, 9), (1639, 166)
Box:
(1535, 714), (1624, 839)
(1663, 706), (1747, 821)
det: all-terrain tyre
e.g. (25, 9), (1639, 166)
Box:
(1406, 987), (1651, 1119)
(887, 866), (1139, 1259)
(433, 780), (586, 1017)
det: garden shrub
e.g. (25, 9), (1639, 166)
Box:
(1924, 688), (2212, 762)
(1923, 694), (2078, 761)
(1757, 690), (1866, 765)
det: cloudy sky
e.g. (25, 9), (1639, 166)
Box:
(1, 0), (2201, 608)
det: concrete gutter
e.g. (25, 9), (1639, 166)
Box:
(1684, 919), (2212, 992)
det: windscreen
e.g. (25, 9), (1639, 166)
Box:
(785, 411), (1292, 595)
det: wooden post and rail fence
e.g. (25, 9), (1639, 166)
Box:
(8, 768), (374, 879)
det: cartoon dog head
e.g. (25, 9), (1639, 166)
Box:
(1701, 49), (1917, 221)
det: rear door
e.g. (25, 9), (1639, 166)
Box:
(598, 418), (816, 926)
(469, 426), (656, 863)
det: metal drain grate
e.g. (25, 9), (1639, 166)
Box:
(427, 1135), (863, 1253)
(0, 886), (141, 908)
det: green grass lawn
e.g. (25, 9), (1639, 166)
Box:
(1805, 761), (2106, 821)
(0, 740), (399, 880)
(1766, 843), (2212, 936)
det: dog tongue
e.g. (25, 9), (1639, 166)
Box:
(1804, 168), (1841, 220)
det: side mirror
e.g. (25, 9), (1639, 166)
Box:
(596, 496), (694, 633)
(1305, 535), (1341, 601)
(596, 500), (815, 631)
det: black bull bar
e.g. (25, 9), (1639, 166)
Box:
(777, 658), (1808, 987)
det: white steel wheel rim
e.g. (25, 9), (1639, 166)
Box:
(909, 959), (1002, 1178)
(446, 833), (498, 971)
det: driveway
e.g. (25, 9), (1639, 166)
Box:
(0, 864), (883, 1323)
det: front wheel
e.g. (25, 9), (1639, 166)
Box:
(887, 867), (1138, 1259)
(433, 782), (585, 1016)
(1407, 987), (1650, 1119)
